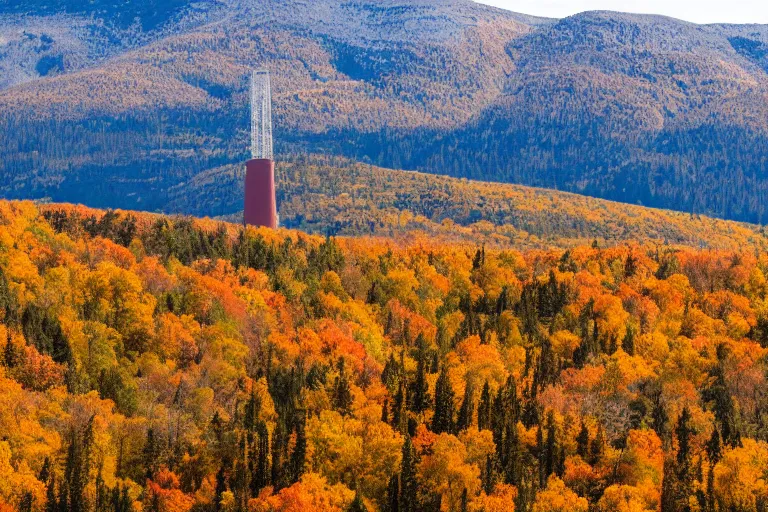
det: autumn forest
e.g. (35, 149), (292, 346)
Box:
(0, 200), (767, 512)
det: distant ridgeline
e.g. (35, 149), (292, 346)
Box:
(1, 1), (768, 222)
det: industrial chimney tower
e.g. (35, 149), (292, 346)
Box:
(244, 68), (277, 228)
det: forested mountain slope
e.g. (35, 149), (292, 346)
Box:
(185, 156), (768, 250)
(2, 0), (768, 222)
(2, 200), (768, 511)
(0, 0), (225, 88)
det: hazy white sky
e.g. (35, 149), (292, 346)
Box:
(474, 0), (768, 25)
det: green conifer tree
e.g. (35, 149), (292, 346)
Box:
(456, 383), (474, 432)
(432, 366), (455, 434)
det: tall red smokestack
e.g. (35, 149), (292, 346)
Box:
(244, 69), (277, 228)
(244, 158), (277, 227)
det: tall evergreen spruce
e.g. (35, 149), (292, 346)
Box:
(21, 304), (72, 364)
(382, 353), (400, 392)
(0, 268), (19, 325)
(244, 389), (261, 432)
(333, 358), (353, 415)
(675, 407), (695, 511)
(232, 436), (250, 510)
(3, 330), (16, 368)
(61, 417), (95, 512)
(386, 474), (400, 512)
(536, 416), (545, 487)
(290, 417), (307, 484)
(705, 429), (722, 512)
(19, 492), (33, 512)
(544, 411), (557, 478)
(271, 422), (285, 491)
(400, 436), (418, 512)
(661, 455), (678, 512)
(456, 383), (474, 432)
(251, 421), (270, 494)
(38, 456), (51, 484)
(482, 455), (496, 495)
(491, 387), (505, 452)
(143, 427), (159, 480)
(45, 473), (57, 512)
(703, 344), (741, 448)
(622, 324), (636, 355)
(536, 336), (557, 389)
(95, 466), (109, 512)
(477, 381), (492, 431)
(574, 299), (598, 367)
(589, 424), (605, 465)
(502, 417), (521, 486)
(214, 466), (227, 512)
(409, 334), (431, 414)
(432, 365), (455, 434)
(576, 421), (590, 459)
(348, 492), (369, 512)
(393, 379), (408, 434)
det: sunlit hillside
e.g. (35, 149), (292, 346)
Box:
(1, 200), (768, 512)
(168, 156), (768, 250)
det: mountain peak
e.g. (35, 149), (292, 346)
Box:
(2, 4), (768, 224)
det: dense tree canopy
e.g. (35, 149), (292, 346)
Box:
(0, 200), (767, 512)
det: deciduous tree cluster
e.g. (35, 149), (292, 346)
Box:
(0, 200), (767, 512)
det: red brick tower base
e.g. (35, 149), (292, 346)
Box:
(244, 158), (277, 228)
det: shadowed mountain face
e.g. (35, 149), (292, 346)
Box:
(1, 0), (767, 222)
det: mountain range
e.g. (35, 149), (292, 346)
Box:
(1, 0), (768, 223)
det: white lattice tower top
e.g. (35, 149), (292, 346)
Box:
(250, 68), (273, 160)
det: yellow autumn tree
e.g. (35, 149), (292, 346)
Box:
(418, 433), (481, 512)
(713, 439), (768, 510)
(532, 476), (588, 512)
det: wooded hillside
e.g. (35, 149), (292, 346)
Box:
(171, 156), (768, 251)
(1, 200), (768, 511)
